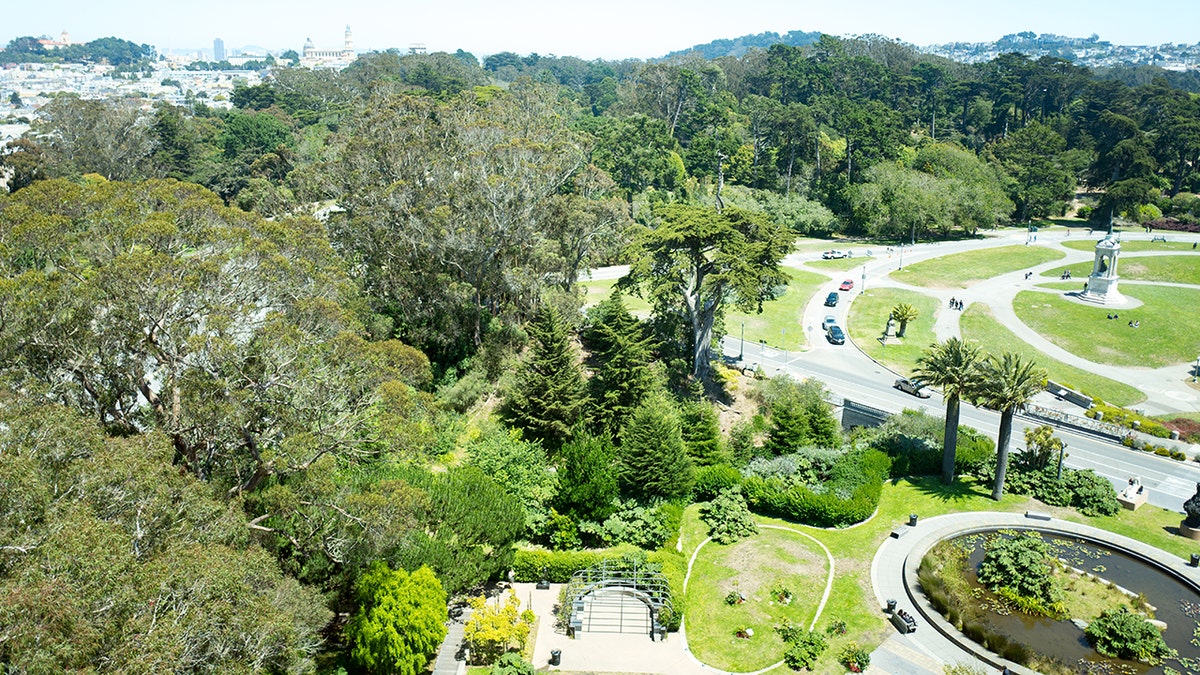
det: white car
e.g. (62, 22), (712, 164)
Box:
(894, 378), (931, 398)
(823, 315), (838, 332)
(822, 250), (847, 259)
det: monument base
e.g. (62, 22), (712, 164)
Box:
(1180, 521), (1200, 541)
(1079, 275), (1127, 305)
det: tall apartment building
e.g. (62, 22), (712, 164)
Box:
(213, 38), (226, 62)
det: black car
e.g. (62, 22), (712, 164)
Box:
(826, 325), (846, 345)
(824, 291), (839, 307)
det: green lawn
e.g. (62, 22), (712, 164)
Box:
(1062, 239), (1200, 253)
(683, 522), (828, 672)
(959, 303), (1144, 406)
(1013, 286), (1200, 368)
(846, 288), (940, 376)
(1043, 255), (1200, 285)
(581, 267), (827, 351)
(890, 245), (1064, 289)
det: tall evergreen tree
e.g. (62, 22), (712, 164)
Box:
(618, 397), (694, 501)
(764, 396), (811, 455)
(500, 304), (586, 453)
(555, 432), (619, 522)
(586, 293), (657, 436)
(680, 400), (728, 465)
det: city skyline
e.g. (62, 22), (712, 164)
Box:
(4, 0), (1199, 61)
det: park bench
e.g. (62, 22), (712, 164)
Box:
(1151, 235), (1167, 242)
(889, 609), (917, 633)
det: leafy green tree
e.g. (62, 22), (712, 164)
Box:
(555, 433), (619, 523)
(618, 397), (694, 501)
(1021, 425), (1062, 471)
(585, 293), (657, 437)
(914, 338), (984, 485)
(993, 121), (1076, 221)
(30, 97), (154, 180)
(622, 203), (793, 380)
(975, 353), (1047, 500)
(890, 303), (919, 338)
(1085, 606), (1175, 665)
(347, 563), (448, 675)
(466, 425), (557, 531)
(220, 109), (293, 160)
(0, 138), (46, 191)
(500, 304), (586, 454)
(699, 488), (757, 544)
(760, 375), (840, 454)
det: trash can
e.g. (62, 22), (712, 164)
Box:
(908, 514), (919, 526)
(1191, 553), (1199, 568)
(886, 598), (897, 613)
(549, 649), (562, 666)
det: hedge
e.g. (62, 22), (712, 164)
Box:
(741, 449), (891, 528)
(511, 544), (642, 583)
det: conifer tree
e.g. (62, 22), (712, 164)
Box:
(618, 397), (694, 501)
(586, 293), (657, 436)
(556, 432), (619, 523)
(680, 400), (728, 465)
(764, 397), (812, 455)
(500, 304), (585, 453)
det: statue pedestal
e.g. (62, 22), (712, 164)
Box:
(1180, 521), (1200, 541)
(1080, 274), (1126, 305)
(1117, 486), (1147, 510)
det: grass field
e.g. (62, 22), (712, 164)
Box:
(1043, 255), (1200, 285)
(846, 288), (941, 376)
(890, 245), (1064, 288)
(683, 522), (829, 671)
(580, 267), (827, 351)
(1013, 286), (1200, 368)
(1062, 239), (1200, 253)
(959, 303), (1144, 406)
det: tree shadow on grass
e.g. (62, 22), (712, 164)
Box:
(901, 475), (993, 505)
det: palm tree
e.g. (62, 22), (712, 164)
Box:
(976, 352), (1047, 501)
(890, 303), (920, 337)
(914, 338), (983, 485)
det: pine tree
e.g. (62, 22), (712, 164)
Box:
(764, 396), (812, 455)
(618, 398), (694, 501)
(586, 293), (657, 436)
(680, 400), (728, 465)
(500, 304), (586, 454)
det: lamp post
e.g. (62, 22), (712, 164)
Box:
(861, 265), (866, 294)
(739, 322), (745, 360)
(1056, 443), (1068, 481)
(899, 246), (904, 270)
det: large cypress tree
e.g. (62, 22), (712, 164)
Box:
(500, 304), (585, 454)
(618, 397), (694, 501)
(555, 432), (619, 522)
(680, 400), (728, 465)
(764, 396), (812, 455)
(586, 293), (656, 437)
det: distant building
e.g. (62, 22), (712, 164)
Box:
(37, 30), (73, 51)
(213, 38), (226, 62)
(300, 25), (356, 68)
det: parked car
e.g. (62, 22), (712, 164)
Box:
(822, 250), (847, 259)
(824, 291), (839, 307)
(826, 325), (846, 345)
(839, 279), (855, 291)
(894, 378), (931, 398)
(822, 315), (838, 332)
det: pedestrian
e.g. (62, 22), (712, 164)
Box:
(1193, 242), (1197, 249)
(1107, 313), (1113, 320)
(949, 297), (956, 309)
(1129, 320), (1134, 327)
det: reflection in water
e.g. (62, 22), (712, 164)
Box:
(935, 530), (1200, 675)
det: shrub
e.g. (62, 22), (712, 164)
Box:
(741, 449), (890, 527)
(1067, 469), (1120, 516)
(839, 642), (871, 672)
(489, 652), (535, 675)
(782, 629), (828, 670)
(511, 545), (641, 582)
(693, 464), (741, 501)
(955, 427), (996, 480)
(1085, 606), (1176, 665)
(977, 533), (1064, 616)
(699, 488), (758, 544)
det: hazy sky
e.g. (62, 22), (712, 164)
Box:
(6, 0), (1199, 60)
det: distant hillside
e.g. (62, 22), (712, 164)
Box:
(662, 29), (823, 60)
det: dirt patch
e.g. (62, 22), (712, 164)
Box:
(712, 532), (825, 600)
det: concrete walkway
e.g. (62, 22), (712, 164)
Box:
(797, 229), (1200, 415)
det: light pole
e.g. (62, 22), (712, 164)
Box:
(861, 265), (866, 294)
(1056, 443), (1068, 481)
(899, 246), (904, 270)
(739, 322), (745, 360)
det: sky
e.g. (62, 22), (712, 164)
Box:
(6, 0), (1199, 61)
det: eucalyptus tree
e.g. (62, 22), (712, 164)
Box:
(914, 338), (984, 485)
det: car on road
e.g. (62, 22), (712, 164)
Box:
(824, 291), (839, 307)
(894, 378), (931, 398)
(822, 315), (838, 332)
(839, 279), (855, 291)
(822, 250), (847, 259)
(826, 325), (846, 345)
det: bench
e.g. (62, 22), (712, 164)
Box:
(1151, 235), (1167, 242)
(890, 609), (917, 633)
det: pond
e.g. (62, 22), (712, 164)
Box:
(928, 529), (1200, 675)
